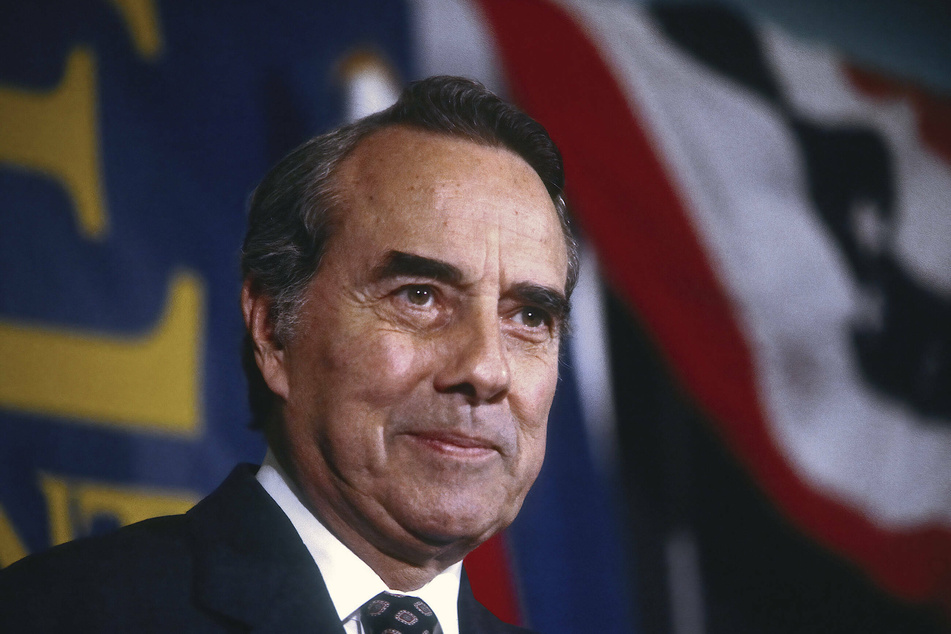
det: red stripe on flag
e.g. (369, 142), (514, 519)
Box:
(463, 533), (522, 625)
(477, 0), (951, 608)
(845, 65), (951, 167)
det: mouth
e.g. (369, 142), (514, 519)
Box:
(401, 430), (500, 460)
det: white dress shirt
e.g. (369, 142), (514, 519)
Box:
(255, 450), (462, 634)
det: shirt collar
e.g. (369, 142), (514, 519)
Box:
(255, 449), (462, 634)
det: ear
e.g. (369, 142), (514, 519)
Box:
(241, 280), (290, 400)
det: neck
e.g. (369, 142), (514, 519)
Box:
(266, 436), (472, 591)
(303, 479), (474, 591)
(335, 532), (454, 591)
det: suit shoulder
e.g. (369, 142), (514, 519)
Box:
(0, 514), (195, 629)
(2, 513), (191, 580)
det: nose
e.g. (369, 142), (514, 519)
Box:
(434, 307), (511, 404)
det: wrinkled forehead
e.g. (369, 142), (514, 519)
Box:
(330, 126), (567, 283)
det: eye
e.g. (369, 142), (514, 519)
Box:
(513, 306), (550, 329)
(398, 285), (435, 307)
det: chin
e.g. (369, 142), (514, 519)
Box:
(399, 497), (516, 548)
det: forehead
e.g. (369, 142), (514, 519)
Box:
(332, 126), (567, 286)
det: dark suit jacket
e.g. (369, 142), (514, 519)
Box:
(0, 464), (535, 633)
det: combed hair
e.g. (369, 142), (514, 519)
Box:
(241, 75), (579, 428)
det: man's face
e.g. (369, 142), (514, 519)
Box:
(263, 126), (568, 564)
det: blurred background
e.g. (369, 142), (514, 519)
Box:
(1, 1), (949, 632)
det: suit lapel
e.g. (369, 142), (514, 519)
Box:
(186, 464), (344, 633)
(459, 570), (497, 634)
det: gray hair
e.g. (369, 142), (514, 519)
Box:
(242, 76), (579, 427)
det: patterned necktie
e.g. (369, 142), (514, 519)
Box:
(360, 592), (440, 634)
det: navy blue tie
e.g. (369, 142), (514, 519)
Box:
(360, 592), (440, 634)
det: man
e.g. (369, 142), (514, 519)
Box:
(0, 76), (579, 633)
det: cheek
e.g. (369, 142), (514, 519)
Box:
(512, 352), (560, 425)
(300, 333), (441, 473)
(510, 353), (558, 471)
(326, 328), (439, 407)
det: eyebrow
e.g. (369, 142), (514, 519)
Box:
(510, 282), (570, 325)
(371, 251), (464, 285)
(372, 250), (571, 326)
